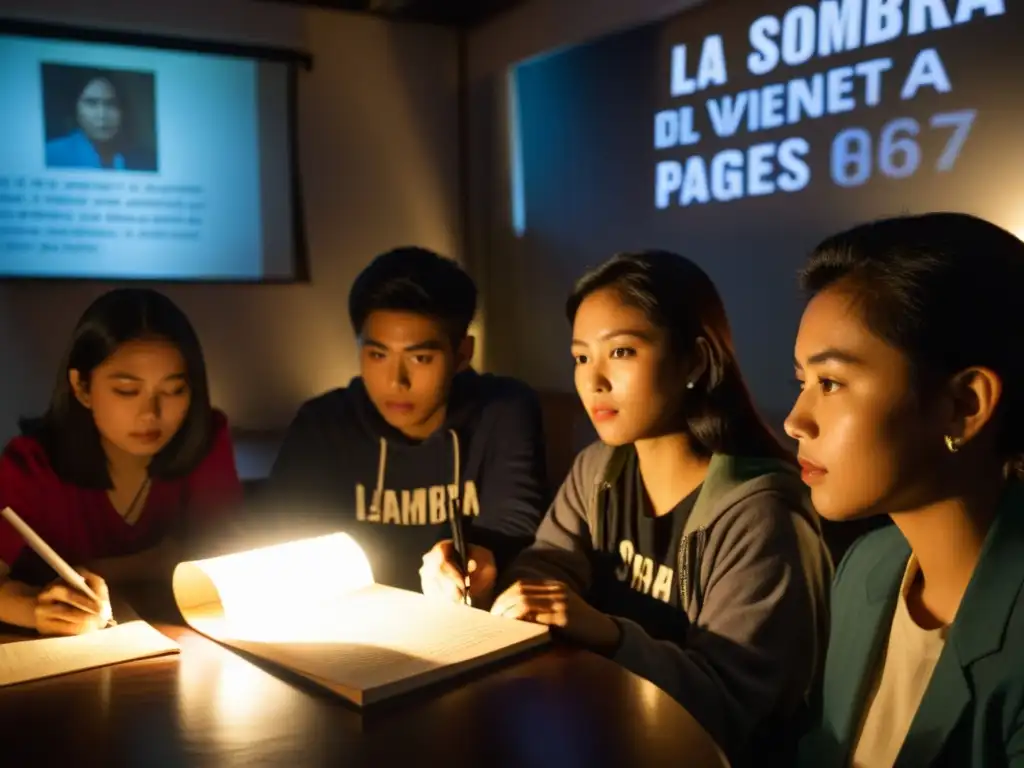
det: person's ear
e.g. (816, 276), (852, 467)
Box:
(943, 366), (1002, 449)
(455, 335), (475, 373)
(69, 369), (92, 409)
(686, 337), (711, 388)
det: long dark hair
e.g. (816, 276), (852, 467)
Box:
(20, 288), (215, 488)
(567, 250), (792, 462)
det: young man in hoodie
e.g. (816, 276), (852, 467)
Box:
(262, 247), (550, 596)
(489, 252), (832, 767)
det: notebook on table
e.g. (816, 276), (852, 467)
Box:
(0, 601), (180, 687)
(172, 533), (550, 706)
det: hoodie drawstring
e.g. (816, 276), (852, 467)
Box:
(370, 437), (388, 517)
(368, 429), (461, 518)
(449, 428), (460, 509)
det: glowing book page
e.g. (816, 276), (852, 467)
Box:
(172, 533), (550, 705)
(0, 605), (180, 687)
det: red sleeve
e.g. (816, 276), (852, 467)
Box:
(0, 438), (51, 571)
(184, 411), (244, 526)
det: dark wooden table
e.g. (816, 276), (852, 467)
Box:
(0, 587), (729, 768)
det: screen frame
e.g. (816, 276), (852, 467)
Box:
(0, 17), (313, 285)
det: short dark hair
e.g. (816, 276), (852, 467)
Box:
(20, 288), (215, 489)
(348, 247), (477, 340)
(567, 250), (791, 461)
(801, 212), (1024, 469)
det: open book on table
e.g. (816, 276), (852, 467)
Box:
(171, 533), (550, 706)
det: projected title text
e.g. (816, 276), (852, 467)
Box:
(653, 0), (1004, 209)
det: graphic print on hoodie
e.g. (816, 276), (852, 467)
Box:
(259, 370), (551, 591)
(500, 444), (833, 767)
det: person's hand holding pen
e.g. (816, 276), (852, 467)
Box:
(419, 540), (497, 607)
(34, 567), (112, 636)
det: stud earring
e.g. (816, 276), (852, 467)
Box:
(944, 435), (962, 453)
(685, 381), (694, 390)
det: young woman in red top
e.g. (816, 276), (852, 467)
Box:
(0, 288), (242, 636)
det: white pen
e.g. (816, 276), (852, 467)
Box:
(1, 506), (112, 622)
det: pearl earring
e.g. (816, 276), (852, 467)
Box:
(685, 381), (694, 390)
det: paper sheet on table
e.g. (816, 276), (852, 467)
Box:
(172, 532), (549, 705)
(0, 603), (179, 687)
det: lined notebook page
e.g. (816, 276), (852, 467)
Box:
(0, 620), (180, 687)
(201, 583), (549, 704)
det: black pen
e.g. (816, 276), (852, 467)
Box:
(449, 495), (471, 606)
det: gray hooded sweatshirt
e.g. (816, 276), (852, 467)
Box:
(500, 442), (833, 766)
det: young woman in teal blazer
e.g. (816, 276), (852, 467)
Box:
(786, 212), (1024, 768)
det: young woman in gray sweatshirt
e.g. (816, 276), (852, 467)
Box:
(490, 251), (833, 767)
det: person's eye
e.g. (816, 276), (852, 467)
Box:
(165, 386), (189, 397)
(819, 378), (842, 395)
(112, 389), (138, 397)
(610, 347), (636, 359)
(367, 350), (385, 360)
(573, 354), (588, 366)
(412, 354), (434, 365)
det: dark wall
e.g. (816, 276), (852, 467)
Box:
(488, 0), (1021, 430)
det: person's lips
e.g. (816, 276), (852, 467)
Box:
(798, 456), (827, 484)
(590, 404), (619, 423)
(130, 429), (163, 444)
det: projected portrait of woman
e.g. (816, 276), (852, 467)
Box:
(42, 64), (158, 173)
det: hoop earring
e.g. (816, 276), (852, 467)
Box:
(944, 435), (962, 453)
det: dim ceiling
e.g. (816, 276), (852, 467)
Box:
(266, 0), (526, 27)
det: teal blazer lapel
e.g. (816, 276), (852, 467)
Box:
(895, 486), (1024, 767)
(825, 536), (908, 760)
